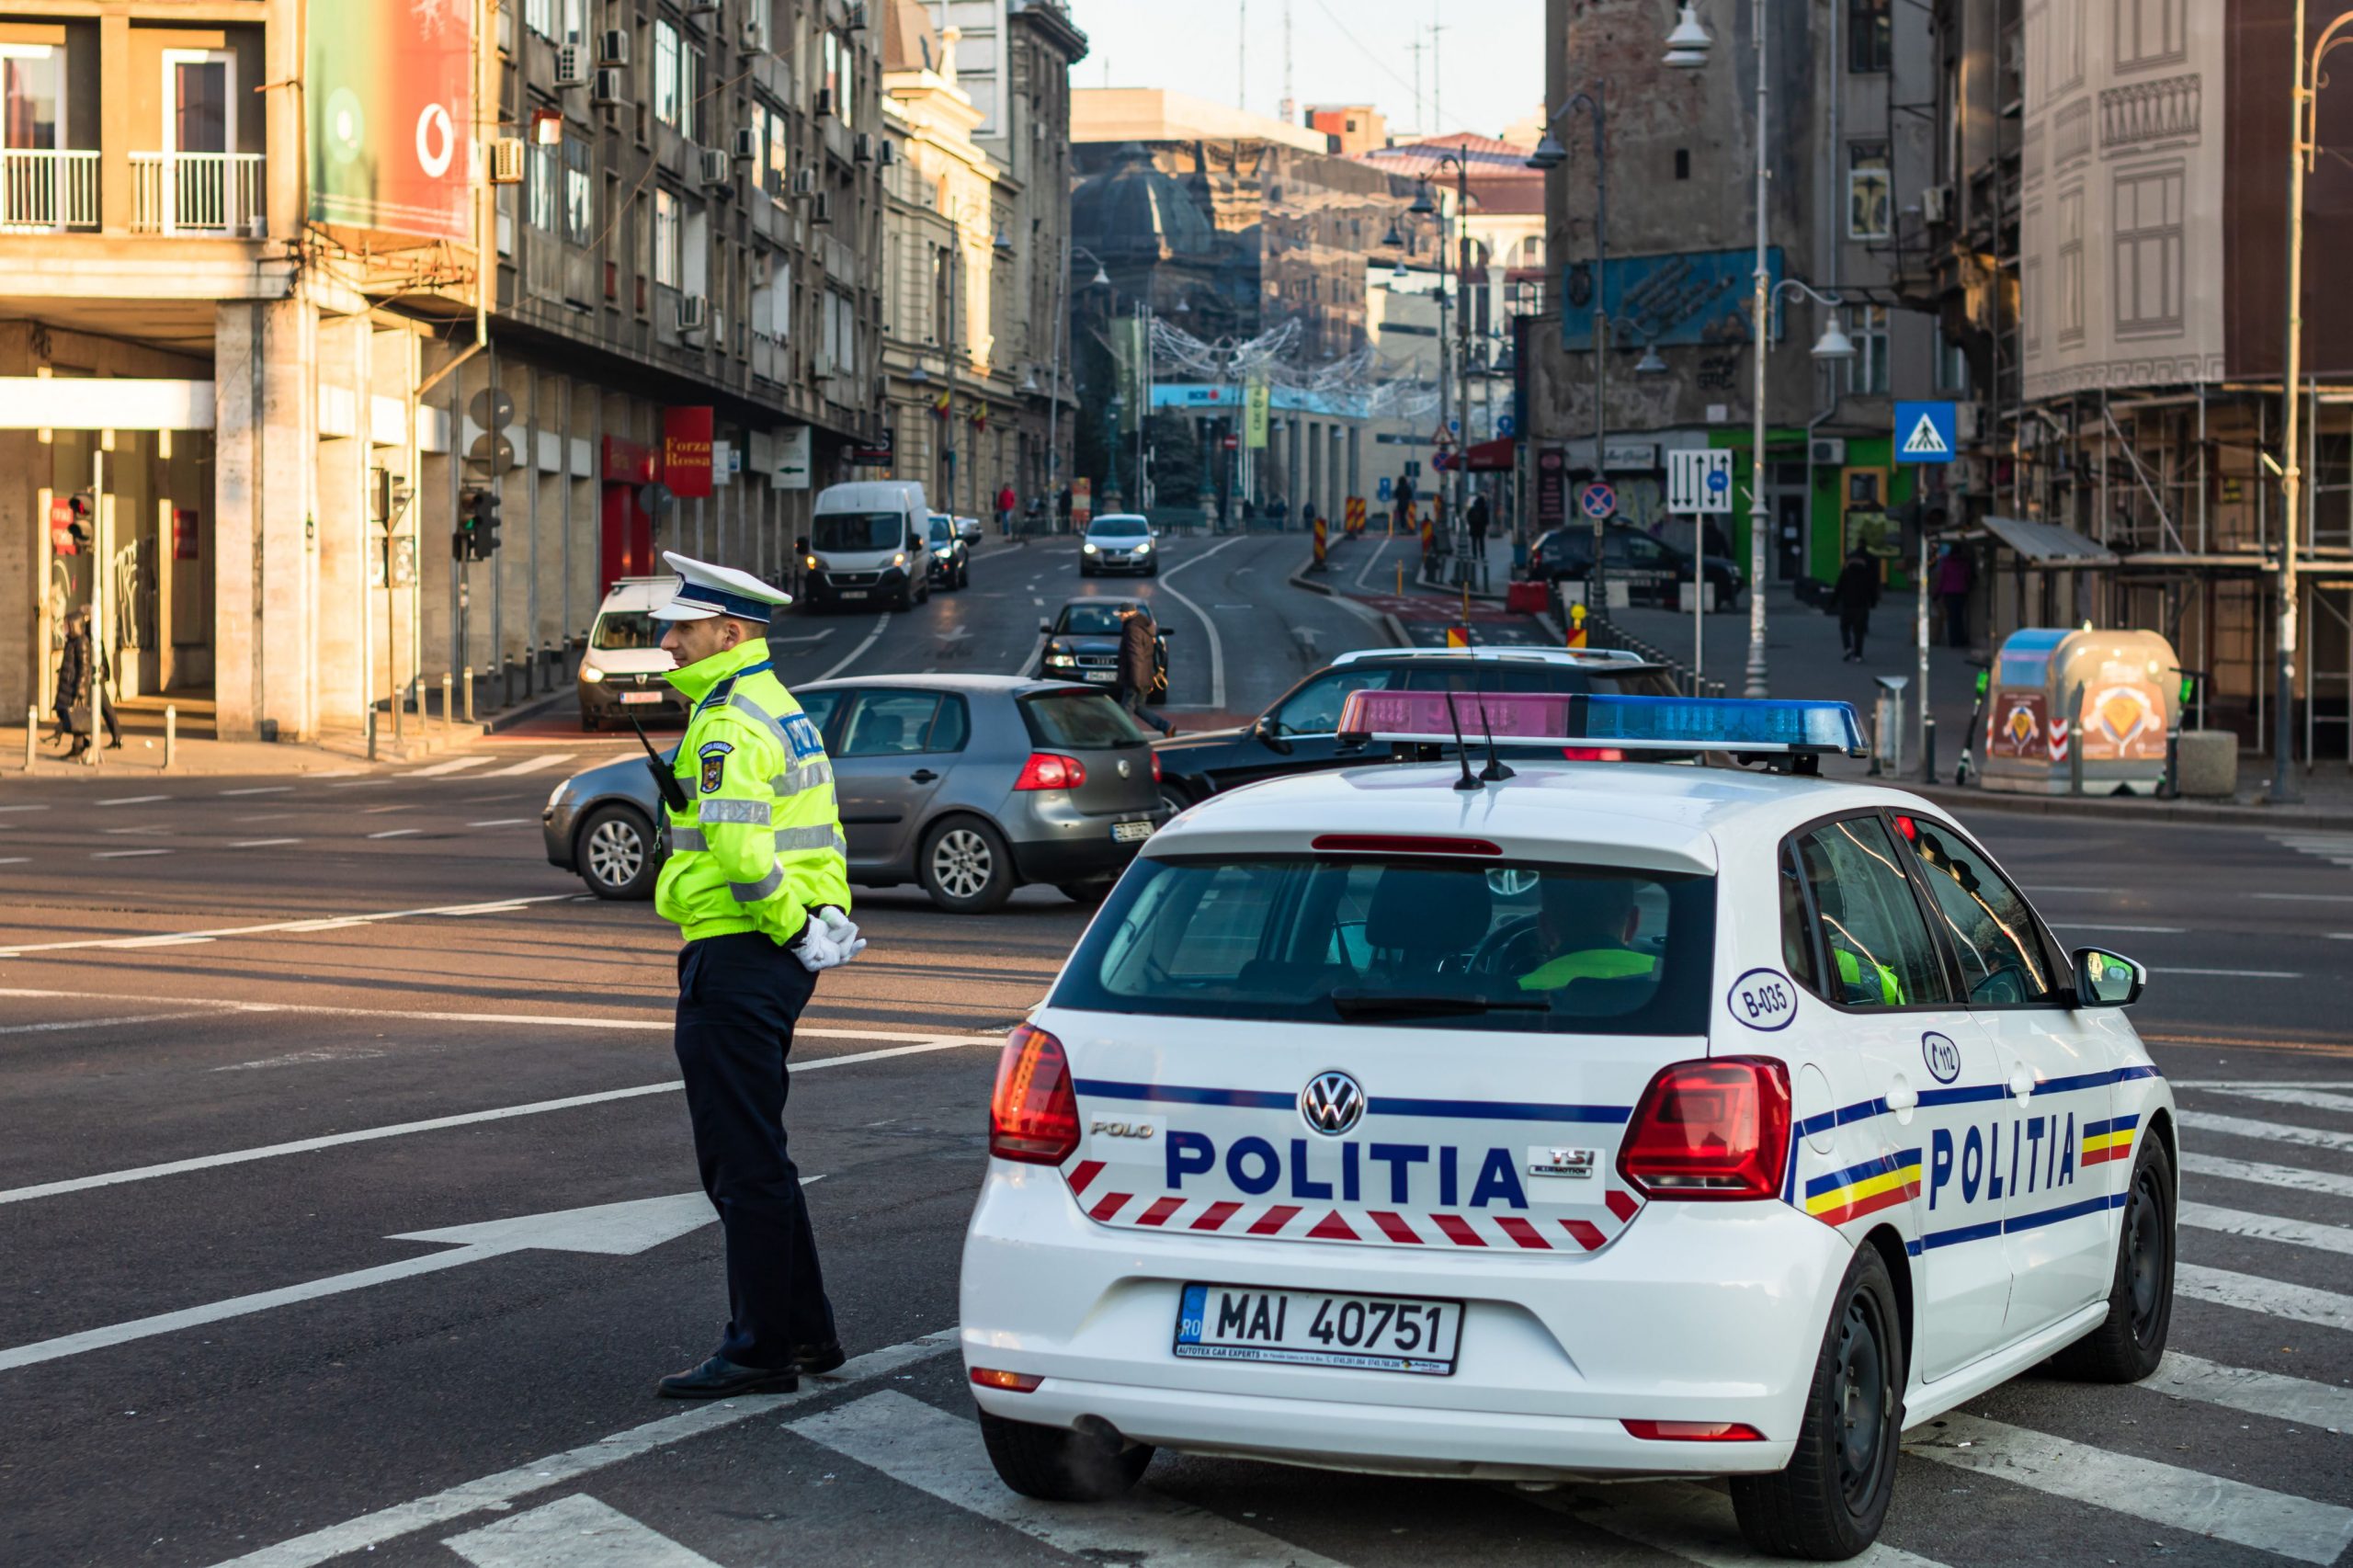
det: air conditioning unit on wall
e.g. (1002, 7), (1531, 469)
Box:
(597, 28), (630, 65)
(677, 293), (710, 335)
(700, 147), (733, 187)
(554, 45), (589, 88)
(1811, 437), (1847, 466)
(592, 67), (626, 105)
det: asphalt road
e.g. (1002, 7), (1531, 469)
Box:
(0, 532), (2348, 1568)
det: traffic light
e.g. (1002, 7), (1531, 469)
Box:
(453, 485), (503, 562)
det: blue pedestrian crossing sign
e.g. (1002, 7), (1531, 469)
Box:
(1895, 402), (1958, 465)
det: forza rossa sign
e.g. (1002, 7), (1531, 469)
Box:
(305, 0), (473, 241)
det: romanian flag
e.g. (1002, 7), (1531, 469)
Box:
(2080, 1114), (2139, 1167)
(1802, 1149), (1923, 1226)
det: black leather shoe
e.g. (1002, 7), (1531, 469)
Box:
(655, 1355), (799, 1400)
(789, 1341), (847, 1377)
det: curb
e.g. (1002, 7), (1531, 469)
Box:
(1901, 780), (2353, 834)
(1288, 551), (1409, 650)
(483, 687), (576, 735)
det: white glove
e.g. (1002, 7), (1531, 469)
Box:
(816, 906), (868, 963)
(792, 908), (866, 972)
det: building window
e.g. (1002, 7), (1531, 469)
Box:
(2112, 164), (2184, 336)
(528, 141), (559, 231)
(1848, 305), (1890, 394)
(653, 20), (680, 127)
(563, 139), (592, 244)
(1, 42), (63, 152)
(1849, 0), (1891, 72)
(654, 187), (680, 289)
(526, 0), (554, 40)
(561, 0), (586, 43)
(1674, 148), (1690, 180)
(1847, 142), (1892, 241)
(2115, 0), (2185, 71)
(822, 31), (842, 115)
(765, 104), (789, 199)
(2057, 187), (2085, 345)
(682, 45), (703, 143)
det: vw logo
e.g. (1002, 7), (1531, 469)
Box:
(1117, 758), (1132, 778)
(1299, 1070), (1365, 1136)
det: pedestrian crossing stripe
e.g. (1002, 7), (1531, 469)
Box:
(1903, 412), (1951, 457)
(2080, 1112), (2137, 1166)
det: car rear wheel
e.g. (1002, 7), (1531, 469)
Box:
(977, 1407), (1152, 1502)
(1730, 1245), (1903, 1560)
(919, 816), (1016, 913)
(958, 558), (972, 587)
(1058, 877), (1116, 905)
(576, 805), (660, 901)
(2050, 1135), (2174, 1382)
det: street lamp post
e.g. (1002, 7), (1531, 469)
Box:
(1528, 86), (1610, 612)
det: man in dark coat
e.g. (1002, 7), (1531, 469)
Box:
(1466, 492), (1491, 559)
(51, 608), (88, 750)
(1116, 606), (1173, 736)
(1832, 549), (1881, 665)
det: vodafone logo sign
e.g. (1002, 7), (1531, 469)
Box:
(415, 103), (457, 179)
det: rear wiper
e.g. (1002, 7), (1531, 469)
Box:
(1327, 990), (1551, 1020)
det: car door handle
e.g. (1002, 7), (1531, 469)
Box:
(1884, 1081), (1919, 1113)
(909, 768), (939, 783)
(2007, 1067), (2038, 1103)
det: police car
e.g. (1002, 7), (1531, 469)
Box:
(961, 694), (2176, 1560)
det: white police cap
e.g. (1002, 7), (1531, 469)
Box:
(650, 551), (794, 622)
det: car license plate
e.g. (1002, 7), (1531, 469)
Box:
(1083, 670), (1116, 684)
(1110, 819), (1154, 844)
(839, 589), (869, 600)
(1174, 1283), (1461, 1375)
(619, 691), (663, 705)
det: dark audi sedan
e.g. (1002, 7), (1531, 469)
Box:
(542, 675), (1168, 912)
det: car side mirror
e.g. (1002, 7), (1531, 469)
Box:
(1159, 625), (1176, 637)
(2071, 948), (2143, 1008)
(794, 537), (810, 555)
(1039, 619), (1053, 635)
(1252, 713), (1293, 755)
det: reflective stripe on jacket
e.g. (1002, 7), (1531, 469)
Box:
(654, 640), (851, 945)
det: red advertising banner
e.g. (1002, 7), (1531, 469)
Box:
(663, 407), (716, 499)
(305, 0), (472, 241)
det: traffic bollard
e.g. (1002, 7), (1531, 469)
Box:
(22, 704), (33, 769)
(541, 640), (554, 694)
(2067, 681), (2086, 797)
(367, 706), (378, 763)
(1922, 715), (1937, 785)
(165, 705), (176, 772)
(463, 665), (474, 724)
(442, 673), (454, 735)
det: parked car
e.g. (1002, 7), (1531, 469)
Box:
(926, 513), (972, 589)
(1528, 523), (1745, 610)
(1080, 513), (1158, 576)
(1039, 598), (1170, 698)
(1152, 644), (1678, 812)
(956, 516), (986, 547)
(801, 479), (933, 611)
(541, 676), (1169, 910)
(576, 576), (692, 733)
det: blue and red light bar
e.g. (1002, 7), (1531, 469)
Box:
(1335, 690), (1866, 757)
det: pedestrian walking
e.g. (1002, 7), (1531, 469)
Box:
(1055, 483), (1073, 533)
(51, 609), (119, 756)
(648, 552), (862, 1401)
(996, 483), (1016, 539)
(1117, 604), (1175, 737)
(1832, 547), (1881, 665)
(1466, 491), (1491, 560)
(1934, 541), (1973, 648)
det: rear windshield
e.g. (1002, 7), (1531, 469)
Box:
(813, 511), (904, 551)
(1052, 856), (1715, 1034)
(1089, 516), (1148, 537)
(1023, 689), (1150, 750)
(591, 611), (662, 651)
(1055, 604), (1131, 635)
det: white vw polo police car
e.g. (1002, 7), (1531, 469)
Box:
(961, 693), (2176, 1560)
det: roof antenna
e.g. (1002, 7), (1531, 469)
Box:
(1474, 697), (1516, 782)
(1443, 692), (1481, 792)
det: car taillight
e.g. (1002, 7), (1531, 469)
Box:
(1013, 752), (1086, 790)
(970, 1368), (1044, 1392)
(1621, 1420), (1765, 1441)
(1561, 745), (1626, 762)
(1151, 751), (1162, 783)
(989, 1023), (1080, 1164)
(1616, 1057), (1791, 1199)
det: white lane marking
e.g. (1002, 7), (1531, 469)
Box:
(2177, 1262), (2353, 1333)
(1909, 1412), (2353, 1565)
(213, 1047), (388, 1072)
(2181, 1200), (2353, 1257)
(231, 838), (301, 848)
(0, 1191), (727, 1372)
(1352, 535), (1392, 591)
(445, 1495), (722, 1568)
(0, 892), (575, 957)
(2177, 1079), (2353, 1091)
(0, 1033), (991, 1207)
(98, 825), (168, 835)
(2255, 892), (2353, 903)
(815, 613), (891, 683)
(200, 1332), (957, 1568)
(0, 803), (51, 812)
(793, 1390), (1349, 1568)
(2147, 1351), (2353, 1434)
(1150, 534), (1247, 710)
(1032, 595), (1045, 606)
(91, 848), (170, 858)
(2057, 923), (2186, 934)
(467, 818), (532, 828)
(477, 754), (573, 778)
(2180, 1110), (2353, 1154)
(2188, 1084), (2353, 1115)
(324, 778), (397, 789)
(365, 828), (423, 839)
(2183, 1151), (2353, 1200)
(0, 1010), (227, 1036)
(360, 802), (415, 814)
(219, 786), (293, 797)
(404, 756), (494, 778)
(97, 794), (166, 805)
(0, 857), (27, 865)
(2157, 967), (2303, 979)
(769, 628), (835, 646)
(1525, 1479), (1951, 1568)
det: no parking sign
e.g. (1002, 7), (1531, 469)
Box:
(1577, 482), (1617, 520)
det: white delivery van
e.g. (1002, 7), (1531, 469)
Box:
(577, 576), (690, 732)
(804, 480), (934, 611)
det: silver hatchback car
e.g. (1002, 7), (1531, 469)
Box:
(541, 674), (1169, 912)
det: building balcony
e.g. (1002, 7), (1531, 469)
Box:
(0, 151), (99, 233)
(131, 152), (264, 237)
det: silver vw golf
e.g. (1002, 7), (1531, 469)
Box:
(541, 675), (1168, 912)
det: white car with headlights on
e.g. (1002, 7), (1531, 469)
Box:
(961, 692), (2177, 1560)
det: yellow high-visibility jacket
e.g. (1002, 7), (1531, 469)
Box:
(654, 640), (849, 946)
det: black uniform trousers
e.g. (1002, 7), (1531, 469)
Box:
(675, 929), (835, 1369)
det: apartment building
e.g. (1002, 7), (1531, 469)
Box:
(0, 0), (892, 746)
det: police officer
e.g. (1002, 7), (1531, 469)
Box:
(649, 552), (864, 1400)
(1518, 879), (1655, 992)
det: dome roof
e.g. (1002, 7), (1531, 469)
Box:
(1071, 146), (1218, 261)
